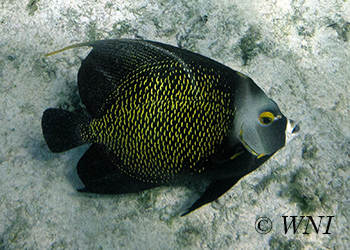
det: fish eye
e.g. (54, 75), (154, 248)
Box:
(258, 112), (275, 126)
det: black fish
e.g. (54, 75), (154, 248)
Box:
(42, 39), (299, 216)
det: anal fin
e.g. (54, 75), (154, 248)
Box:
(77, 144), (160, 194)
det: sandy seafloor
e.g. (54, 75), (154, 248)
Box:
(0, 0), (349, 249)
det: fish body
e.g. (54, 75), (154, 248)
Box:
(42, 39), (299, 215)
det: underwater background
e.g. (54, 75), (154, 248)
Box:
(0, 0), (349, 249)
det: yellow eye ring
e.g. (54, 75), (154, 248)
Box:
(259, 111), (275, 126)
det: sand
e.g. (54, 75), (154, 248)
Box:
(0, 0), (349, 249)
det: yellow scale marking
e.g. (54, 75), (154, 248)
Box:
(81, 59), (234, 183)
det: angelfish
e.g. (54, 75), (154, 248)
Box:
(42, 39), (300, 215)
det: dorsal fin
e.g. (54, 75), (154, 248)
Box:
(45, 42), (93, 57)
(74, 39), (196, 117)
(46, 39), (238, 118)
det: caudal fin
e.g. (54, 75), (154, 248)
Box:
(42, 108), (85, 153)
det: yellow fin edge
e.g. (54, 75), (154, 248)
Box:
(45, 42), (93, 57)
(230, 150), (244, 160)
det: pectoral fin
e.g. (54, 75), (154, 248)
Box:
(181, 176), (241, 216)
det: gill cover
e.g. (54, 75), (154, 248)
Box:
(233, 75), (287, 157)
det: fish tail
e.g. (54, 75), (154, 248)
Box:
(41, 108), (85, 153)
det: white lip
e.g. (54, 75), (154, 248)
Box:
(286, 119), (300, 144)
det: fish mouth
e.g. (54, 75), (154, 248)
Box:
(286, 119), (300, 144)
(239, 126), (265, 159)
